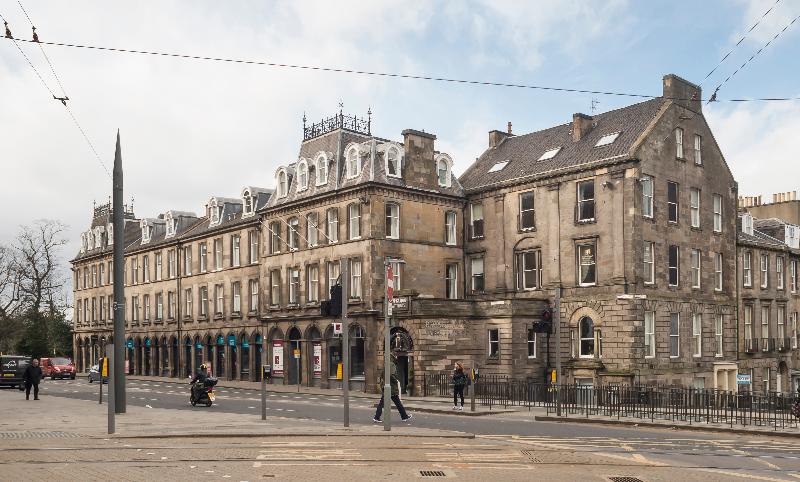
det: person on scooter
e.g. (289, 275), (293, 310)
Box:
(190, 364), (209, 401)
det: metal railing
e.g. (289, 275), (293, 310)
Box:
(422, 373), (800, 429)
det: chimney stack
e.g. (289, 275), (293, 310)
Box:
(507, 122), (513, 135)
(663, 74), (701, 112)
(572, 113), (593, 142)
(489, 129), (511, 148)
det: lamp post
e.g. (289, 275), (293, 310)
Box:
(383, 257), (405, 432)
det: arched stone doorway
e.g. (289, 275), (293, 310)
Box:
(215, 334), (226, 379)
(76, 338), (84, 372)
(252, 332), (263, 382)
(126, 338), (134, 374)
(391, 327), (414, 395)
(268, 327), (285, 384)
(143, 337), (152, 376)
(169, 336), (178, 377)
(240, 332), (250, 381)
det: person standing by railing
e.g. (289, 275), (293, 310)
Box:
(452, 362), (468, 411)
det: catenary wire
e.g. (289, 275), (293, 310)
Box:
(1, 10), (111, 177)
(699, 0), (781, 86)
(3, 36), (799, 103)
(709, 11), (800, 102)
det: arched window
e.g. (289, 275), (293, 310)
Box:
(315, 154), (328, 185)
(435, 154), (452, 188)
(579, 316), (595, 358)
(386, 147), (401, 177)
(297, 161), (309, 191)
(277, 170), (288, 198)
(346, 147), (359, 178)
(243, 190), (253, 215)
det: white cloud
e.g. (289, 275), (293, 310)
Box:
(734, 0), (799, 45)
(706, 99), (800, 197)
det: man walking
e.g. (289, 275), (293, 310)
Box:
(373, 352), (412, 423)
(23, 358), (43, 401)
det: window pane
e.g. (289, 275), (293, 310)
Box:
(578, 244), (596, 285)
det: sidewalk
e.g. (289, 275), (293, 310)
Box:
(127, 374), (518, 416)
(0, 387), (473, 439)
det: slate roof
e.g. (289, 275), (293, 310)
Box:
(738, 230), (787, 249)
(458, 98), (666, 192)
(266, 129), (464, 210)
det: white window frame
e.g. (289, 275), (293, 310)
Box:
(184, 288), (192, 318)
(231, 234), (241, 267)
(715, 314), (723, 357)
(644, 311), (655, 358)
(642, 176), (653, 218)
(270, 222), (281, 254)
(761, 305), (770, 341)
(288, 268), (300, 304)
(435, 154), (452, 188)
(350, 259), (362, 299)
(270, 270), (280, 306)
(385, 202), (399, 239)
(675, 127), (684, 159)
(386, 146), (401, 178)
(527, 329), (537, 359)
(326, 208), (339, 244)
(669, 313), (680, 358)
(470, 203), (484, 238)
(667, 182), (679, 223)
(713, 194), (722, 233)
(297, 160), (309, 191)
(777, 256), (784, 290)
(315, 153), (328, 186)
(307, 265), (318, 303)
(714, 252), (723, 291)
(249, 279), (259, 313)
(694, 134), (702, 165)
(690, 188), (700, 228)
(277, 169), (288, 198)
(348, 204), (361, 240)
(306, 212), (318, 248)
(471, 257), (485, 292)
(446, 263), (458, 299)
(692, 313), (702, 357)
(200, 287), (208, 317)
(390, 260), (402, 292)
(156, 293), (163, 320)
(743, 251), (752, 287)
(288, 218), (300, 251)
(519, 250), (542, 291)
(577, 242), (597, 287)
(346, 146), (360, 178)
(777, 305), (786, 341)
(214, 239), (223, 271)
(791, 312), (798, 349)
(327, 261), (339, 299)
(488, 329), (500, 357)
(232, 281), (241, 313)
(669, 245), (679, 287)
(744, 305), (753, 342)
(691, 249), (701, 289)
(644, 241), (655, 285)
(184, 246), (192, 275)
(445, 211), (457, 246)
(576, 179), (595, 222)
(199, 243), (207, 272)
(215, 284), (224, 315)
(578, 317), (595, 358)
(761, 254), (769, 288)
(249, 231), (259, 264)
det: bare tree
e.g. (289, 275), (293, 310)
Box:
(0, 245), (24, 352)
(15, 220), (68, 315)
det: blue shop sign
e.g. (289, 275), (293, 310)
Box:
(228, 335), (236, 347)
(255, 335), (262, 343)
(217, 335), (224, 345)
(242, 340), (250, 348)
(196, 343), (202, 349)
(145, 338), (151, 347)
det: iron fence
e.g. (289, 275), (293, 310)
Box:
(421, 373), (800, 429)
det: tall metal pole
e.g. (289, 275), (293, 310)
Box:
(384, 259), (392, 432)
(107, 343), (115, 434)
(112, 131), (126, 414)
(341, 261), (350, 427)
(261, 341), (267, 421)
(554, 286), (562, 416)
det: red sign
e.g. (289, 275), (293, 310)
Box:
(387, 264), (394, 299)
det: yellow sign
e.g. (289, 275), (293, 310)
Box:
(293, 349), (301, 359)
(101, 358), (108, 377)
(551, 369), (557, 383)
(336, 363), (342, 380)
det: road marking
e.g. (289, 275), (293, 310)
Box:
(695, 468), (790, 482)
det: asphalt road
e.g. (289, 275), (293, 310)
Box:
(14, 378), (800, 481)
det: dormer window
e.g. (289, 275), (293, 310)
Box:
(80, 233), (87, 253)
(346, 146), (360, 178)
(386, 147), (401, 178)
(742, 213), (754, 236)
(435, 154), (453, 187)
(141, 221), (152, 244)
(94, 226), (104, 249)
(165, 213), (177, 238)
(87, 231), (94, 250)
(315, 153), (328, 185)
(277, 169), (288, 197)
(297, 160), (309, 191)
(241, 189), (255, 218)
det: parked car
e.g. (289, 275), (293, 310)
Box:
(88, 364), (107, 384)
(0, 355), (32, 390)
(41, 357), (76, 380)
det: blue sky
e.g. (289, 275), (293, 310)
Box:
(0, 0), (798, 263)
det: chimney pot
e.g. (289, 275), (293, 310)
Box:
(507, 121), (512, 135)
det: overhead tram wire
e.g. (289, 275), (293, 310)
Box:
(0, 10), (111, 177)
(708, 11), (800, 103)
(17, 1), (69, 98)
(699, 0), (781, 86)
(2, 36), (798, 103)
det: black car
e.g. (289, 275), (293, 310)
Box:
(0, 355), (32, 390)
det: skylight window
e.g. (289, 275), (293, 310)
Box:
(488, 160), (510, 173)
(595, 132), (621, 147)
(538, 147), (561, 161)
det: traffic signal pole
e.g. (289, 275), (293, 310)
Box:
(341, 261), (350, 428)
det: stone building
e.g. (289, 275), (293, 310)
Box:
(73, 73), (774, 394)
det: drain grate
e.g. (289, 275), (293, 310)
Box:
(0, 431), (83, 439)
(420, 470), (447, 477)
(609, 477), (645, 482)
(520, 449), (542, 464)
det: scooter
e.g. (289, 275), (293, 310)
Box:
(190, 377), (217, 407)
